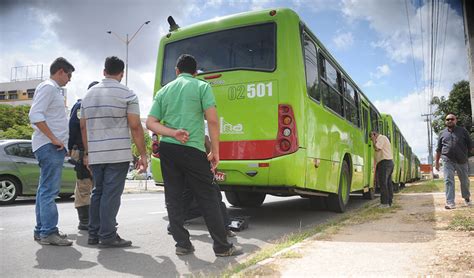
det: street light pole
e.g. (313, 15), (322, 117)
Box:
(107, 21), (150, 86)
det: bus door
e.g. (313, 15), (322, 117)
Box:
(361, 104), (373, 189)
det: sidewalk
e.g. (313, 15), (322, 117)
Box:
(239, 184), (473, 277)
(123, 180), (163, 194)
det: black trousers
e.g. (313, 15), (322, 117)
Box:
(376, 160), (394, 205)
(183, 184), (231, 228)
(160, 142), (231, 253)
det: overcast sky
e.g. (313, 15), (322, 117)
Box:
(0, 0), (468, 162)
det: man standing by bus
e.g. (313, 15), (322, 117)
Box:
(370, 130), (394, 208)
(29, 57), (75, 246)
(435, 113), (472, 209)
(146, 54), (242, 257)
(81, 56), (147, 247)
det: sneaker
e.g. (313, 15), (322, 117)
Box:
(215, 246), (243, 257)
(88, 237), (99, 245)
(378, 204), (390, 208)
(226, 230), (236, 237)
(465, 198), (472, 207)
(98, 235), (132, 248)
(39, 233), (73, 246)
(175, 245), (195, 255)
(445, 203), (456, 210)
(34, 231), (67, 241)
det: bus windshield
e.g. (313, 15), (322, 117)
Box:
(162, 23), (276, 85)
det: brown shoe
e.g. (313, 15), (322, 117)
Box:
(215, 246), (243, 257)
(39, 233), (73, 246)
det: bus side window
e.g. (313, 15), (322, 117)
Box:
(343, 80), (359, 127)
(303, 34), (320, 101)
(320, 55), (343, 116)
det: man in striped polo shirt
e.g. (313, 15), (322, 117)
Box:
(80, 56), (147, 248)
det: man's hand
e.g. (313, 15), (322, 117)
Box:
(51, 138), (64, 151)
(207, 151), (219, 174)
(174, 129), (189, 144)
(83, 155), (92, 176)
(435, 161), (440, 171)
(136, 155), (148, 173)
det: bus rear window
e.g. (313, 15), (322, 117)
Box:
(162, 23), (276, 85)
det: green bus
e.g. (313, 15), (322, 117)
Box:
(151, 8), (415, 212)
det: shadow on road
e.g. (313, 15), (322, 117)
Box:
(98, 249), (179, 277)
(35, 245), (97, 270)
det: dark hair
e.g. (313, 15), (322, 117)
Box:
(176, 54), (197, 74)
(104, 56), (124, 75)
(88, 81), (99, 89)
(50, 57), (75, 75)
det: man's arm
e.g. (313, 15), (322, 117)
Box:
(34, 121), (64, 150)
(79, 117), (91, 172)
(204, 106), (219, 172)
(145, 116), (189, 143)
(128, 113), (148, 173)
(435, 133), (443, 171)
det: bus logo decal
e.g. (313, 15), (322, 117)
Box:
(220, 117), (244, 134)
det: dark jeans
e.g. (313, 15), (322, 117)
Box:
(160, 142), (232, 253)
(376, 160), (394, 205)
(89, 162), (129, 242)
(183, 184), (231, 228)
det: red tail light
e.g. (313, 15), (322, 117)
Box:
(274, 104), (298, 157)
(151, 133), (160, 158)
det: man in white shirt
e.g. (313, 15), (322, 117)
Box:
(29, 57), (75, 246)
(370, 130), (394, 208)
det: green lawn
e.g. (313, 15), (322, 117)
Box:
(402, 178), (474, 193)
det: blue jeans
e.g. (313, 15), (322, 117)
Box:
(443, 158), (471, 205)
(34, 143), (66, 237)
(89, 162), (129, 242)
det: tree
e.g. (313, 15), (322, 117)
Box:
(431, 80), (472, 135)
(0, 105), (33, 139)
(131, 130), (152, 159)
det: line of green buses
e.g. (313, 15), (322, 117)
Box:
(150, 8), (420, 213)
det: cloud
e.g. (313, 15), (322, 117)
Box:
(373, 84), (450, 163)
(332, 32), (354, 50)
(371, 64), (391, 79)
(341, 0), (467, 89)
(363, 80), (375, 87)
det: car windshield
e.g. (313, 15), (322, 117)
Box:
(162, 23), (276, 85)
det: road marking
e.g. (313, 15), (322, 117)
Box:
(148, 211), (167, 215)
(0, 228), (4, 231)
(122, 197), (161, 202)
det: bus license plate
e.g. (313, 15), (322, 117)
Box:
(214, 171), (226, 182)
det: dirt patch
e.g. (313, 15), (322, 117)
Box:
(242, 180), (473, 277)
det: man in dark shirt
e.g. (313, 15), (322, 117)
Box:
(435, 113), (472, 209)
(68, 81), (98, 230)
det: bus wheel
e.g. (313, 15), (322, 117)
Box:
(225, 191), (266, 208)
(326, 161), (351, 213)
(363, 187), (375, 200)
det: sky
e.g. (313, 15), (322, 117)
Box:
(0, 0), (468, 163)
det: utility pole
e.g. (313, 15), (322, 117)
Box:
(422, 113), (434, 178)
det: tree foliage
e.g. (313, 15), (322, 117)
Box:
(131, 130), (152, 159)
(431, 80), (471, 134)
(0, 105), (33, 139)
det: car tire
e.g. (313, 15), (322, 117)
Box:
(0, 176), (20, 205)
(225, 191), (266, 207)
(59, 193), (73, 200)
(326, 161), (351, 213)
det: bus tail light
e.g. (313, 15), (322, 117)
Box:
(151, 133), (160, 158)
(274, 104), (298, 157)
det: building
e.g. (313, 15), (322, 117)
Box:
(0, 79), (42, 106)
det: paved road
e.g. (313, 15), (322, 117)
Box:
(0, 187), (368, 277)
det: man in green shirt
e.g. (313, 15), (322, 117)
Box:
(146, 54), (242, 257)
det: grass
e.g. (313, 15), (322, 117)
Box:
(447, 213), (474, 231)
(401, 179), (445, 193)
(221, 200), (400, 277)
(401, 179), (474, 194)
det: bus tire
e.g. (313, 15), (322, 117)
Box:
(363, 187), (375, 200)
(326, 161), (351, 213)
(225, 191), (266, 207)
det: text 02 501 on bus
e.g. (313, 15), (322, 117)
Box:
(150, 8), (417, 212)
